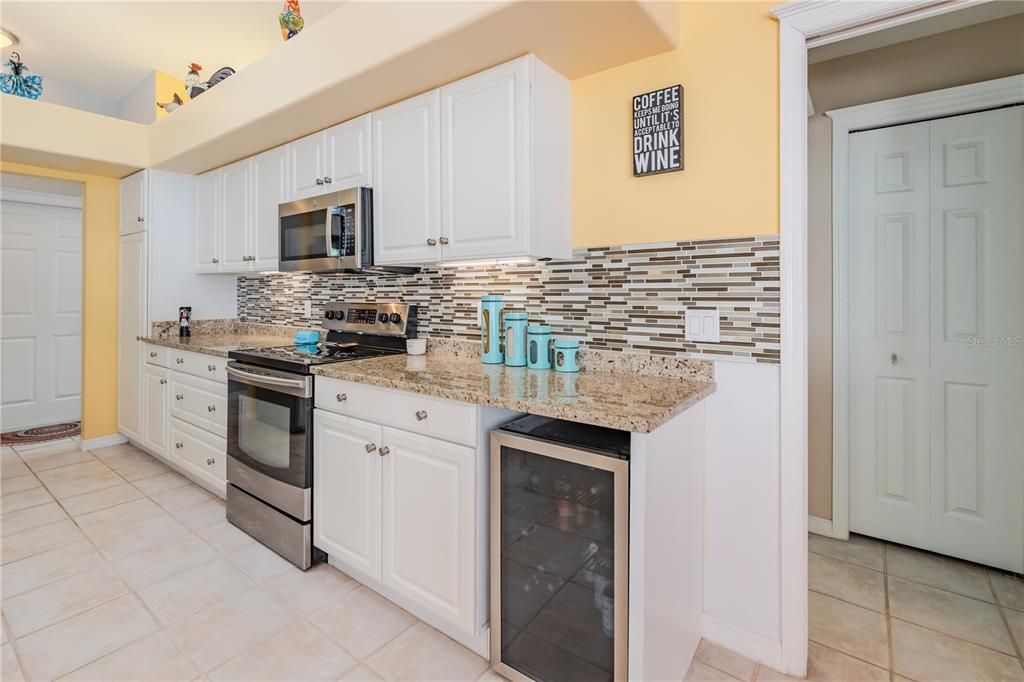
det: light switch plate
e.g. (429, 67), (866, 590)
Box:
(685, 308), (720, 342)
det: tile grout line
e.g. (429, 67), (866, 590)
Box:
(986, 570), (1024, 662)
(884, 543), (895, 682)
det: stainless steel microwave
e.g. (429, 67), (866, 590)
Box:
(278, 187), (416, 274)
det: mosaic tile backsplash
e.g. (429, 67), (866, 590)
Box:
(237, 235), (780, 363)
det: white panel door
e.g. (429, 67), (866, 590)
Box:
(220, 159), (252, 273)
(381, 427), (475, 632)
(849, 121), (932, 548)
(142, 364), (169, 457)
(928, 107), (1024, 572)
(313, 410), (382, 581)
(251, 146), (287, 271)
(372, 91), (442, 265)
(440, 58), (530, 261)
(288, 133), (325, 200)
(195, 171), (221, 272)
(118, 231), (147, 441)
(119, 171), (146, 235)
(325, 114), (373, 189)
(1, 200), (82, 430)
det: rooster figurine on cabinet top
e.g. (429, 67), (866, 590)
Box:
(185, 63), (235, 99)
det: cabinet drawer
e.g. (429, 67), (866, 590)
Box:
(170, 372), (227, 438)
(144, 345), (168, 368)
(166, 349), (227, 384)
(170, 417), (227, 483)
(315, 377), (476, 446)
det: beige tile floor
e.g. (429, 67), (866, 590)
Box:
(1, 439), (499, 681)
(685, 533), (1024, 681)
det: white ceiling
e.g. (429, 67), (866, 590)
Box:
(0, 1), (345, 100)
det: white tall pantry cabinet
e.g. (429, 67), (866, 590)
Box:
(118, 229), (147, 442)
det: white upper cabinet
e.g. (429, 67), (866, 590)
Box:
(440, 58), (530, 261)
(251, 146), (288, 271)
(194, 170), (221, 272)
(372, 91), (442, 265)
(325, 114), (373, 190)
(288, 134), (325, 200)
(119, 170), (147, 235)
(220, 159), (252, 272)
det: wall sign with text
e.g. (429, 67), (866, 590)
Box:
(633, 84), (683, 176)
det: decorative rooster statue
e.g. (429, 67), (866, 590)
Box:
(185, 63), (235, 99)
(279, 0), (304, 40)
(0, 52), (43, 100)
(157, 92), (185, 113)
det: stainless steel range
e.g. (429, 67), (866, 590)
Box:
(225, 302), (417, 569)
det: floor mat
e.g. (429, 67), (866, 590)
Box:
(1, 421), (80, 445)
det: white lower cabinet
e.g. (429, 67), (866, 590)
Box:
(142, 364), (169, 457)
(170, 418), (227, 484)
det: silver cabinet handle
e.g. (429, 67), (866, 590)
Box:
(336, 393), (347, 402)
(208, 365), (217, 371)
(415, 410), (428, 421)
(427, 238), (437, 246)
(365, 443), (377, 453)
(315, 178), (324, 186)
(159, 378), (167, 385)
(175, 394), (183, 400)
(150, 351), (158, 358)
(206, 458), (216, 466)
(212, 257), (219, 264)
(891, 353), (898, 365)
(176, 358), (184, 364)
(175, 442), (183, 449)
(323, 176), (333, 184)
(378, 446), (390, 457)
(439, 237), (449, 245)
(207, 405), (216, 412)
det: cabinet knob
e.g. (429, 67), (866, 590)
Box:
(439, 237), (449, 245)
(891, 353), (899, 365)
(315, 178), (324, 186)
(415, 410), (428, 421)
(175, 442), (183, 449)
(336, 393), (347, 402)
(137, 216), (144, 222)
(207, 405), (216, 412)
(323, 176), (332, 184)
(150, 351), (158, 358)
(206, 458), (216, 466)
(176, 394), (183, 401)
(378, 446), (390, 457)
(176, 358), (184, 364)
(159, 378), (167, 385)
(212, 257), (219, 264)
(365, 443), (377, 453)
(427, 238), (437, 246)
(208, 364), (216, 371)
(135, 335), (142, 341)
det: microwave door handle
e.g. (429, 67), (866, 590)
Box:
(325, 207), (335, 258)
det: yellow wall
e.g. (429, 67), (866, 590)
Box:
(572, 1), (779, 247)
(0, 162), (119, 441)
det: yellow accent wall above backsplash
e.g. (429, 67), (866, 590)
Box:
(571, 1), (779, 247)
(0, 161), (120, 441)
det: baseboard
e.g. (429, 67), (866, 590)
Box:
(702, 613), (782, 670)
(809, 515), (834, 537)
(79, 433), (128, 451)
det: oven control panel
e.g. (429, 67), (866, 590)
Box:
(322, 302), (417, 337)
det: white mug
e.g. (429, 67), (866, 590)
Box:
(406, 338), (427, 356)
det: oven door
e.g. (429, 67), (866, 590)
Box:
(226, 362), (313, 517)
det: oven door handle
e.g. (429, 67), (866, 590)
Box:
(226, 365), (310, 397)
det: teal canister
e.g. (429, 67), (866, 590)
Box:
(480, 295), (504, 364)
(527, 325), (553, 370)
(553, 338), (582, 373)
(503, 312), (529, 367)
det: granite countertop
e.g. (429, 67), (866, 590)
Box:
(312, 353), (716, 433)
(140, 334), (294, 358)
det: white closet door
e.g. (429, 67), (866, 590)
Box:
(849, 121), (932, 548)
(1, 201), (83, 430)
(928, 107), (1024, 572)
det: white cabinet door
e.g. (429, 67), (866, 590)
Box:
(170, 417), (227, 488)
(195, 170), (221, 272)
(440, 58), (530, 261)
(220, 159), (252, 273)
(119, 171), (147, 235)
(325, 114), (373, 189)
(372, 91), (442, 265)
(251, 147), (287, 271)
(288, 133), (326, 200)
(118, 232), (147, 441)
(381, 427), (475, 632)
(314, 411), (383, 581)
(142, 364), (169, 457)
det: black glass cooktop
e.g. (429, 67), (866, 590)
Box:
(229, 342), (402, 374)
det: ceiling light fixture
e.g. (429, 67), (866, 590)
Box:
(0, 29), (18, 49)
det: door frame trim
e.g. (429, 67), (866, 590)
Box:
(829, 74), (1024, 541)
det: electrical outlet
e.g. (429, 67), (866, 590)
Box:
(303, 301), (312, 319)
(685, 308), (720, 342)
